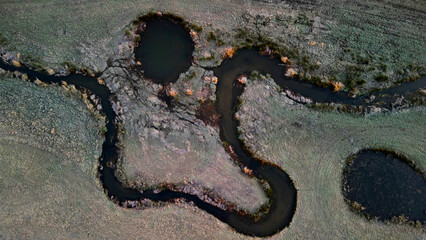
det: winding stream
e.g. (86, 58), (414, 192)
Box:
(0, 15), (425, 237)
(0, 56), (297, 237)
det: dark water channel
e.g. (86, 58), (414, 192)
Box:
(1, 15), (425, 237)
(344, 150), (426, 223)
(210, 48), (426, 106)
(210, 48), (425, 225)
(0, 56), (296, 237)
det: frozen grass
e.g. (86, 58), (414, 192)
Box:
(107, 64), (268, 212)
(0, 77), (103, 174)
(1, 74), (423, 239)
(0, 76), (246, 239)
(0, 139), (245, 240)
(0, 0), (424, 91)
(0, 0), (425, 238)
(237, 77), (425, 239)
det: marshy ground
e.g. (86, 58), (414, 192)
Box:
(0, 0), (425, 239)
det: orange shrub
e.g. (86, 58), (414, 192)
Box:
(185, 89), (193, 96)
(223, 47), (235, 58)
(331, 81), (344, 92)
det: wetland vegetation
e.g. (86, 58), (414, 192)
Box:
(0, 2), (425, 239)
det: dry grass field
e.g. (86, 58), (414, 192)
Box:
(0, 0), (425, 239)
(0, 0), (424, 92)
(237, 76), (425, 239)
(1, 74), (424, 239)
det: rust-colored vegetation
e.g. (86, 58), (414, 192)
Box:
(223, 47), (235, 58)
(331, 81), (345, 91)
(195, 99), (220, 127)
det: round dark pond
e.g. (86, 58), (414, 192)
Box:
(134, 16), (194, 84)
(343, 149), (426, 223)
(2, 14), (425, 237)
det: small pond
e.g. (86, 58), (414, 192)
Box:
(134, 16), (194, 84)
(344, 150), (426, 223)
